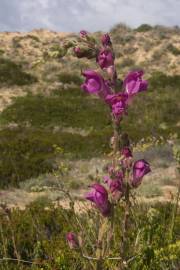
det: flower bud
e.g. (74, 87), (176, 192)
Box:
(132, 159), (151, 188)
(121, 147), (132, 158)
(101, 33), (112, 46)
(80, 30), (88, 38)
(121, 147), (133, 169)
(73, 45), (96, 59)
(66, 232), (79, 249)
(97, 49), (114, 69)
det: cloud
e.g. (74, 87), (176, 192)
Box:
(0, 0), (179, 32)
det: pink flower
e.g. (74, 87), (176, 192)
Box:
(80, 30), (88, 38)
(105, 92), (128, 121)
(81, 70), (112, 99)
(97, 49), (114, 69)
(101, 33), (111, 46)
(123, 70), (148, 97)
(132, 159), (151, 187)
(74, 47), (82, 58)
(121, 147), (132, 158)
(104, 173), (124, 200)
(85, 184), (111, 216)
(66, 232), (79, 249)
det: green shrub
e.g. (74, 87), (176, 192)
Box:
(110, 23), (131, 35)
(149, 72), (180, 88)
(112, 34), (134, 45)
(1, 72), (180, 144)
(0, 202), (179, 269)
(0, 57), (37, 86)
(57, 72), (83, 85)
(26, 35), (40, 43)
(120, 57), (135, 67)
(0, 48), (4, 55)
(167, 44), (180, 56)
(12, 36), (23, 48)
(152, 49), (164, 61)
(0, 127), (111, 187)
(136, 24), (153, 32)
(0, 91), (111, 130)
(0, 128), (57, 187)
(0, 202), (78, 270)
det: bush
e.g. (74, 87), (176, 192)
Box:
(0, 127), (111, 188)
(0, 128), (57, 187)
(0, 202), (78, 270)
(0, 202), (179, 269)
(1, 72), (180, 144)
(0, 57), (37, 86)
(120, 72), (180, 141)
(167, 44), (180, 56)
(120, 57), (135, 67)
(136, 24), (153, 32)
(0, 91), (111, 130)
(149, 72), (180, 88)
(57, 72), (83, 85)
(110, 23), (131, 35)
(0, 48), (5, 55)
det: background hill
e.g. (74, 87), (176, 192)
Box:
(0, 23), (179, 199)
(0, 24), (180, 110)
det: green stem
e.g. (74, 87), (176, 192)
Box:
(169, 175), (180, 242)
(121, 184), (130, 266)
(96, 259), (103, 270)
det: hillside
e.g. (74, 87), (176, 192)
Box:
(0, 24), (180, 110)
(0, 23), (179, 195)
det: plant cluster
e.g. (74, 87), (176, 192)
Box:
(62, 31), (156, 269)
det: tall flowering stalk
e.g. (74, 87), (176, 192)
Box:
(64, 31), (151, 269)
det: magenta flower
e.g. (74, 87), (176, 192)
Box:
(121, 147), (132, 158)
(85, 184), (111, 216)
(101, 33), (111, 46)
(123, 70), (148, 97)
(97, 49), (114, 69)
(132, 159), (151, 187)
(66, 232), (79, 249)
(80, 30), (88, 38)
(104, 173), (124, 200)
(74, 47), (82, 58)
(81, 70), (111, 99)
(105, 92), (128, 121)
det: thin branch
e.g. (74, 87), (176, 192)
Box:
(0, 257), (41, 265)
(82, 254), (98, 261)
(106, 256), (121, 260)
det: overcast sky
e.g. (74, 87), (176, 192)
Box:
(0, 0), (179, 32)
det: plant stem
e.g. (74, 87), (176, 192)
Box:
(169, 170), (180, 242)
(96, 259), (103, 270)
(112, 119), (120, 156)
(121, 183), (130, 266)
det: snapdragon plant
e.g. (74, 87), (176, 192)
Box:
(64, 31), (151, 270)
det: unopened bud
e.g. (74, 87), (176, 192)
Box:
(66, 232), (79, 249)
(80, 30), (88, 38)
(101, 33), (112, 47)
(73, 45), (96, 59)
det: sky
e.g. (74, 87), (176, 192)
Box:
(0, 0), (180, 32)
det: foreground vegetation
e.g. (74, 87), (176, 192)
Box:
(0, 26), (179, 270)
(0, 200), (179, 270)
